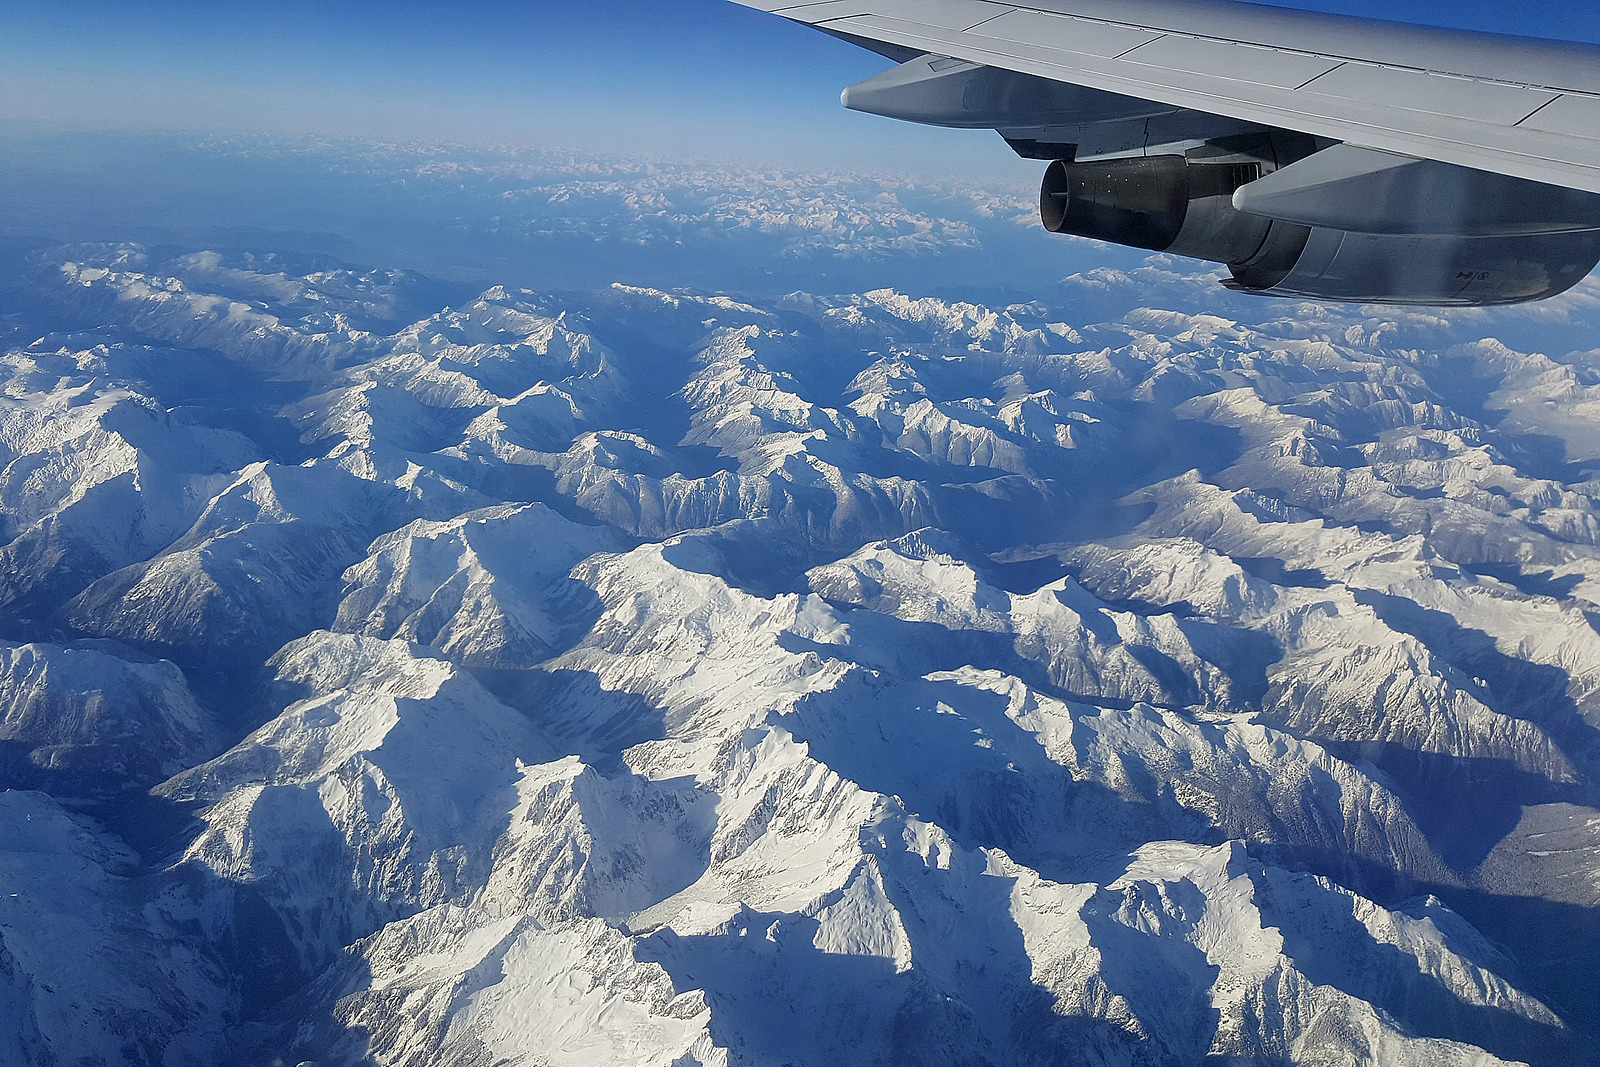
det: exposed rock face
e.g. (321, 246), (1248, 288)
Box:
(2, 242), (1598, 1066)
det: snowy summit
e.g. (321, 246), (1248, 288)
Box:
(0, 142), (1598, 1067)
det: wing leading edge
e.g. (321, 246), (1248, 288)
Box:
(734, 0), (1600, 195)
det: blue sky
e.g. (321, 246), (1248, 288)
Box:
(3, 0), (1598, 169)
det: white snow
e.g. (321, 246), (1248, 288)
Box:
(0, 223), (1596, 1067)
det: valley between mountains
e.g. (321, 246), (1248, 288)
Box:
(3, 242), (1600, 1065)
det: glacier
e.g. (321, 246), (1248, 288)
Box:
(1, 144), (1599, 1065)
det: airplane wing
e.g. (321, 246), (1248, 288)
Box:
(731, 0), (1600, 195)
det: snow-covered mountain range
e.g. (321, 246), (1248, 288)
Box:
(2, 211), (1600, 1065)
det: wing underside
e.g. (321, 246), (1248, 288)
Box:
(735, 0), (1600, 194)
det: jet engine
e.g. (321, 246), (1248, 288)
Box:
(1219, 226), (1600, 306)
(1041, 142), (1600, 306)
(1041, 149), (1311, 292)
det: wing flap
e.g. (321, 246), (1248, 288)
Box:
(742, 0), (1600, 194)
(970, 10), (1162, 57)
(1520, 94), (1600, 139)
(1117, 35), (1342, 91)
(1300, 62), (1557, 127)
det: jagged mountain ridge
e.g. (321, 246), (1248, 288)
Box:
(0, 242), (1597, 1065)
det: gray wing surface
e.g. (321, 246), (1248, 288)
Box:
(733, 0), (1600, 194)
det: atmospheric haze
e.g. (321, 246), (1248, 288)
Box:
(0, 130), (1598, 1065)
(2, 4), (1600, 1066)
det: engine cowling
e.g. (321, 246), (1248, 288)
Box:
(1040, 144), (1600, 306)
(1223, 227), (1600, 306)
(1041, 142), (1313, 291)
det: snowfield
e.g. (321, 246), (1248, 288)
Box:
(2, 226), (1599, 1066)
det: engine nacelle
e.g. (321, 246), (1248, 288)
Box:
(1041, 143), (1313, 291)
(1224, 227), (1600, 306)
(1039, 143), (1600, 305)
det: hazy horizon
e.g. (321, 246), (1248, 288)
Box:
(6, 0), (1600, 173)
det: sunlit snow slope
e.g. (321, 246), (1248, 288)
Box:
(3, 241), (1600, 1066)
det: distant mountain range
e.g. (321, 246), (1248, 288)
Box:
(1, 144), (1599, 1065)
